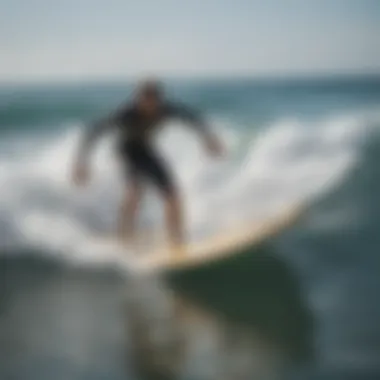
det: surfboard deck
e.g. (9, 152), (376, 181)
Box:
(132, 204), (305, 276)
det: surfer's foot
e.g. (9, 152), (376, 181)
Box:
(116, 231), (135, 247)
(169, 242), (186, 258)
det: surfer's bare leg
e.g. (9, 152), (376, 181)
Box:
(118, 181), (142, 244)
(164, 191), (185, 254)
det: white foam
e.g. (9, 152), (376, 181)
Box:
(0, 111), (377, 262)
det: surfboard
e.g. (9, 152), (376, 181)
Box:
(131, 204), (305, 276)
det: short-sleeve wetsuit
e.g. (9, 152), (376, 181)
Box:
(79, 101), (209, 195)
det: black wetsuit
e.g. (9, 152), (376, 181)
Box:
(80, 102), (209, 195)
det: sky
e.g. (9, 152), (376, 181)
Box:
(1, 0), (379, 82)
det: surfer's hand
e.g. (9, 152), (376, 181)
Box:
(205, 136), (225, 158)
(72, 163), (90, 187)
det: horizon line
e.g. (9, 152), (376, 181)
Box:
(1, 70), (380, 88)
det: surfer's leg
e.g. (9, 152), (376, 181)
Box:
(118, 180), (143, 243)
(118, 144), (146, 244)
(164, 190), (185, 251)
(139, 146), (185, 252)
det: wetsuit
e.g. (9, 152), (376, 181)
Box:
(79, 102), (209, 195)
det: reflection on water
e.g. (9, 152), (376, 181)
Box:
(0, 248), (313, 380)
(126, 244), (314, 379)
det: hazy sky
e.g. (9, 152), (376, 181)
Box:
(1, 0), (379, 82)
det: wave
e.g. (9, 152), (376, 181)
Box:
(0, 110), (378, 264)
(0, 100), (96, 131)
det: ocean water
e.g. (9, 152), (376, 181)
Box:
(1, 76), (380, 379)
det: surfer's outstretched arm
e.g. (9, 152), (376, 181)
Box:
(170, 104), (225, 156)
(72, 112), (119, 186)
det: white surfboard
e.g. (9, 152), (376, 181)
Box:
(86, 204), (305, 276)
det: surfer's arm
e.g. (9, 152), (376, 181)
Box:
(77, 118), (111, 165)
(169, 103), (225, 156)
(73, 111), (121, 185)
(76, 108), (124, 166)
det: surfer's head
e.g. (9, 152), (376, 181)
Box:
(135, 78), (164, 114)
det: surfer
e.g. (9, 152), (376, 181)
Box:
(72, 79), (224, 251)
